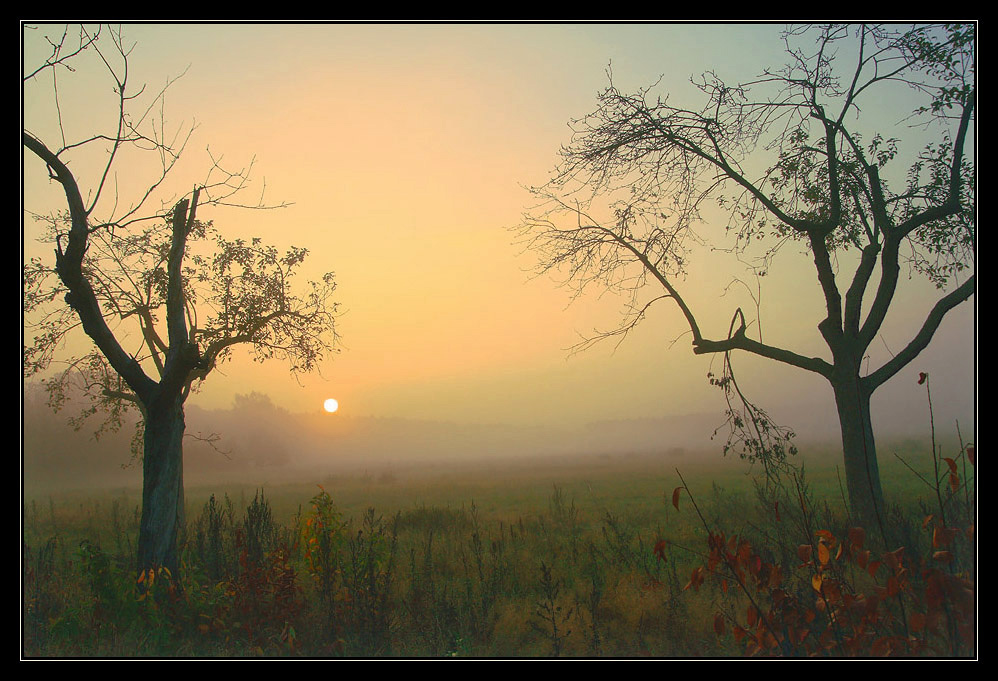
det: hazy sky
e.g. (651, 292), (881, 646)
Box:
(22, 23), (975, 444)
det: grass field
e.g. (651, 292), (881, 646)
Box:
(21, 439), (975, 658)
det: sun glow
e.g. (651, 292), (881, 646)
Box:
(323, 398), (339, 413)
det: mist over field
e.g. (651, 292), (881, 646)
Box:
(22, 378), (969, 494)
(21, 23), (975, 501)
(21, 23), (976, 658)
(20, 387), (693, 489)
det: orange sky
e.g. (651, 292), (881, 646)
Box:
(22, 23), (975, 440)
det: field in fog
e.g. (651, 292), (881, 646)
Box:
(23, 381), (974, 658)
(23, 435), (975, 658)
(22, 22), (976, 659)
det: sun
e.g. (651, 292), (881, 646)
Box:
(323, 398), (339, 413)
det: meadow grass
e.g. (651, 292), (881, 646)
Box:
(21, 438), (974, 658)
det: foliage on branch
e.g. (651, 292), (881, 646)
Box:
(23, 23), (339, 460)
(517, 23), (975, 522)
(519, 22), (974, 355)
(24, 205), (338, 452)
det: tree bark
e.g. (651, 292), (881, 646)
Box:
(136, 390), (186, 574)
(831, 374), (885, 526)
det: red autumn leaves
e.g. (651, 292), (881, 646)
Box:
(661, 509), (974, 655)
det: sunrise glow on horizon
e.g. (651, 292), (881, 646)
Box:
(22, 23), (975, 438)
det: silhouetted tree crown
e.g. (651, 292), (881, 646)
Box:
(518, 23), (975, 523)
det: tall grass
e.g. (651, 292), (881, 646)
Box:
(22, 426), (973, 657)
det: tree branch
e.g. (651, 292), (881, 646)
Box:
(894, 95), (975, 238)
(693, 326), (833, 377)
(631, 98), (816, 234)
(864, 274), (975, 391)
(137, 308), (166, 376)
(808, 231), (844, 345)
(166, 191), (197, 349)
(22, 24), (102, 82)
(843, 242), (881, 337)
(23, 131), (156, 402)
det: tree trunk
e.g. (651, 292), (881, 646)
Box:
(831, 375), (885, 527)
(136, 391), (186, 575)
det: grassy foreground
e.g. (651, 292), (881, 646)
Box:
(22, 441), (975, 658)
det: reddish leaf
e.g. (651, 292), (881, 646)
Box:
(932, 550), (953, 563)
(884, 547), (905, 570)
(848, 527), (865, 549)
(823, 579), (842, 604)
(932, 526), (950, 549)
(714, 613), (725, 636)
(925, 574), (944, 609)
(672, 486), (682, 511)
(864, 594), (880, 621)
(774, 500), (781, 522)
(707, 550), (721, 573)
(767, 564), (782, 589)
(942, 457), (958, 475)
(684, 566), (704, 592)
(817, 542), (830, 566)
(761, 631), (778, 650)
(966, 444), (975, 465)
(653, 539), (668, 562)
(797, 544), (813, 564)
(747, 605), (759, 628)
(886, 576), (899, 597)
(918, 372), (928, 385)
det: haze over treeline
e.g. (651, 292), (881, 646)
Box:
(21, 24), (975, 503)
(23, 379), (968, 494)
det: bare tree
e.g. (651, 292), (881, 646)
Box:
(518, 24), (975, 524)
(22, 25), (340, 573)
